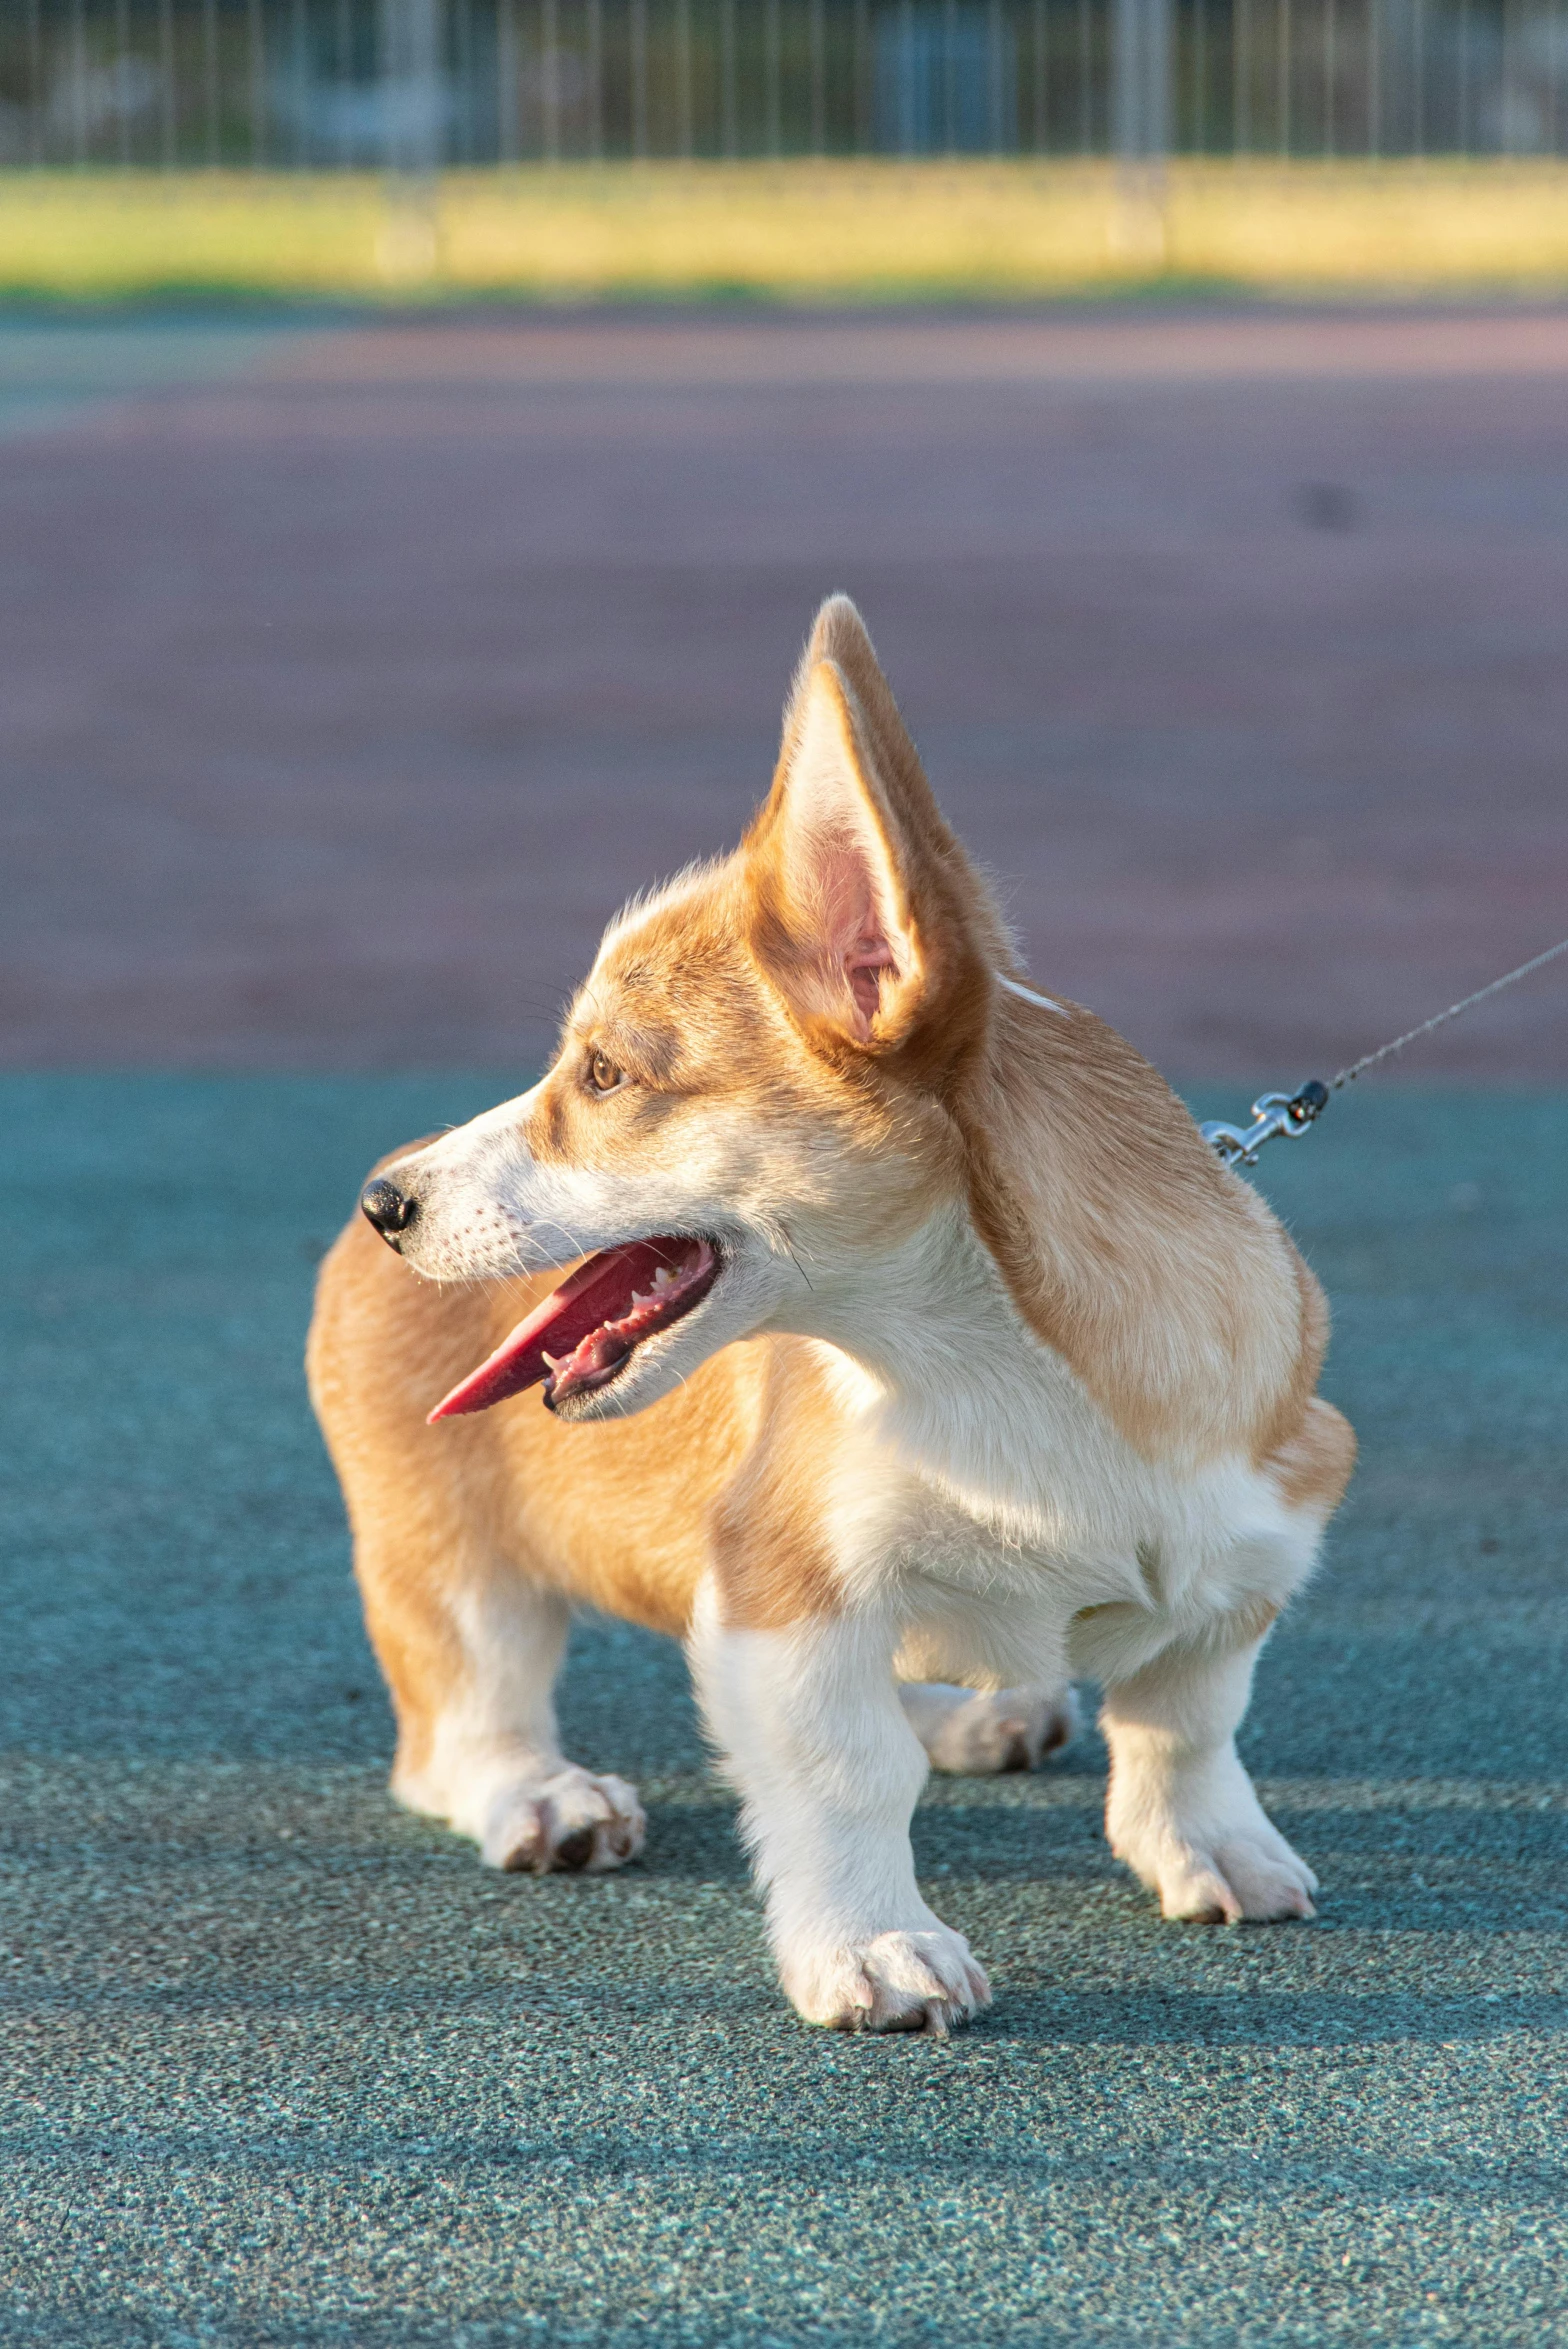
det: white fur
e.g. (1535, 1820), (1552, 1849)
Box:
(393, 1574), (644, 1875)
(993, 971), (1067, 1015)
(689, 1581), (990, 2034)
(899, 1680), (1080, 1773)
(1103, 1645), (1318, 1921)
(388, 1019), (1322, 2015)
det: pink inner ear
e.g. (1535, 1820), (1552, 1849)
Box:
(845, 938), (898, 1018)
(814, 823), (899, 1006)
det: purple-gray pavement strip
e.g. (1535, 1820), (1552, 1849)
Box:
(2, 305), (1565, 1080)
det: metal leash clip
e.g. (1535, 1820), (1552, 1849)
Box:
(1201, 1080), (1330, 1169)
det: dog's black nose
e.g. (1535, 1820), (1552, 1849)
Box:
(360, 1177), (418, 1242)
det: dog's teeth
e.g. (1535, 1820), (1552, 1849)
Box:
(630, 1289), (655, 1310)
(653, 1266), (676, 1290)
(541, 1351), (563, 1373)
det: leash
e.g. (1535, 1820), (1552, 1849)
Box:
(1199, 933), (1568, 1170)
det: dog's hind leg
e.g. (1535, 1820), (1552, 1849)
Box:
(1097, 1602), (1315, 1925)
(898, 1681), (1079, 1774)
(1095, 1411), (1354, 1923)
(359, 1541), (645, 1876)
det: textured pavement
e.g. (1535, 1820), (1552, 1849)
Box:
(3, 1073), (1566, 2347)
(3, 305), (1568, 1079)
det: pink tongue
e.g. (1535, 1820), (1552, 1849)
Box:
(428, 1239), (696, 1422)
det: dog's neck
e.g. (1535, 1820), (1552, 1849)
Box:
(795, 1203), (1121, 1525)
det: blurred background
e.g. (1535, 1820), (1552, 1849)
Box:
(7, 0), (1568, 168)
(2, 6), (1568, 1086)
(3, 299), (1567, 1085)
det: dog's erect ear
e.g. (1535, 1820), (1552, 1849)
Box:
(744, 597), (993, 1057)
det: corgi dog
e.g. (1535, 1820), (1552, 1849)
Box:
(308, 596), (1354, 2035)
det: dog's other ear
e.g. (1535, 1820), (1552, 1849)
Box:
(744, 597), (996, 1059)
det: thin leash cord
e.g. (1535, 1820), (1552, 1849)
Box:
(1330, 932), (1568, 1090)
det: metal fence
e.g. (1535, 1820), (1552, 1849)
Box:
(3, 0), (1564, 166)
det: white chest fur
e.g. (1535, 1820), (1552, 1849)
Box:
(792, 1205), (1319, 1687)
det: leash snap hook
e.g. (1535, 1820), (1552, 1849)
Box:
(1201, 1080), (1329, 1169)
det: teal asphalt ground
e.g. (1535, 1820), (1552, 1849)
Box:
(0, 318), (315, 442)
(3, 1073), (1565, 2347)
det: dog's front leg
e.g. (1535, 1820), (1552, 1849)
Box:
(690, 1594), (990, 2033)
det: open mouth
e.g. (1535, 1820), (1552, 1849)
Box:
(428, 1236), (721, 1421)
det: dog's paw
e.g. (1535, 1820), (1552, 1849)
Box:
(782, 1925), (991, 2036)
(481, 1767), (645, 1875)
(911, 1682), (1080, 1775)
(1111, 1808), (1317, 1923)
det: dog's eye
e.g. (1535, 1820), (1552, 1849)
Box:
(588, 1050), (624, 1094)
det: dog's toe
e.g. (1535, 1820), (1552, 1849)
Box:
(912, 1683), (1080, 1776)
(483, 1768), (646, 1876)
(789, 1925), (991, 2034)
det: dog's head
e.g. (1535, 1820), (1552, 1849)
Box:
(365, 597), (1020, 1424)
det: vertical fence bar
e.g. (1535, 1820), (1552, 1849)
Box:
(541, 0), (559, 156)
(765, 0), (781, 152)
(249, 0), (267, 162)
(1115, 0), (1171, 241)
(160, 0), (177, 162)
(116, 0), (133, 164)
(1366, 0), (1377, 153)
(495, 0), (517, 159)
(810, 0), (826, 148)
(27, 0), (43, 166)
(335, 0), (352, 161)
(459, 0), (476, 160)
(1276, 0), (1288, 148)
(69, 0), (87, 165)
(720, 0), (737, 150)
(1079, 0), (1092, 143)
(293, 0), (308, 162)
(1033, 0), (1047, 144)
(989, 0), (1005, 145)
(381, 0), (442, 271)
(1550, 0), (1561, 152)
(1153, 0), (1171, 149)
(1234, 0), (1250, 146)
(853, 0), (871, 145)
(204, 0), (221, 161)
(631, 0), (648, 153)
(1193, 0), (1207, 146)
(1500, 0), (1515, 150)
(1114, 0), (1131, 147)
(1324, 0), (1336, 150)
(1408, 0), (1420, 152)
(1113, 0), (1132, 153)
(944, 0), (957, 148)
(1457, 0), (1469, 149)
(676, 0), (694, 153)
(588, 0), (603, 155)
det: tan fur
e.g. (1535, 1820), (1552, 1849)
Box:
(310, 1214), (773, 1654)
(308, 592), (1354, 1945)
(1267, 1395), (1358, 1519)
